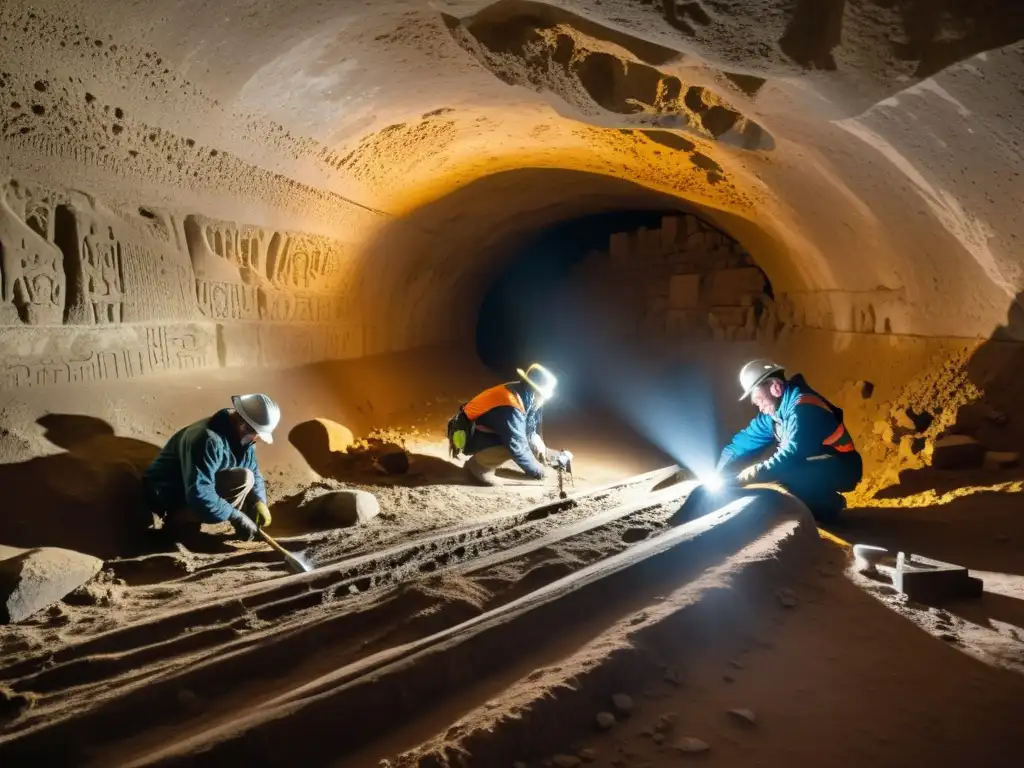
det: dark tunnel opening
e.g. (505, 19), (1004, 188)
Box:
(474, 208), (773, 477)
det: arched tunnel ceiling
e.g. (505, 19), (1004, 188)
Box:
(2, 0), (1023, 352)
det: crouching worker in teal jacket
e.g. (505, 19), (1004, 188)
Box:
(717, 360), (862, 523)
(142, 394), (281, 541)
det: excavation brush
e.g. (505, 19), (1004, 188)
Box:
(258, 528), (314, 574)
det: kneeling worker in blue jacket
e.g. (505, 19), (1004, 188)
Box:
(143, 393), (280, 541)
(448, 363), (558, 485)
(716, 360), (862, 522)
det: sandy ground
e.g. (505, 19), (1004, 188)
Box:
(1, 349), (1024, 766)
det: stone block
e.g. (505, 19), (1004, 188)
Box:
(1, 546), (102, 624)
(660, 216), (680, 253)
(931, 435), (985, 469)
(305, 489), (381, 527)
(610, 232), (630, 267)
(665, 309), (701, 336)
(877, 552), (983, 603)
(668, 274), (700, 309)
(709, 306), (748, 329)
(984, 451), (1020, 470)
(707, 268), (766, 306)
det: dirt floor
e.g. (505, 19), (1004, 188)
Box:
(1, 349), (1024, 766)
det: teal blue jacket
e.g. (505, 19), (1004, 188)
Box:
(142, 409), (266, 522)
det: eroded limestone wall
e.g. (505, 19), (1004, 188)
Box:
(0, 179), (362, 388)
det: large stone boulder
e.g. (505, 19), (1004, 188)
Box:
(306, 490), (381, 528)
(0, 545), (103, 624)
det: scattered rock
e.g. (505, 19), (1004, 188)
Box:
(675, 737), (710, 753)
(777, 587), (798, 608)
(611, 693), (634, 716)
(307, 489), (381, 527)
(984, 451), (1019, 471)
(939, 633), (958, 643)
(727, 708), (757, 726)
(932, 435), (985, 470)
(653, 732), (665, 745)
(553, 755), (582, 768)
(596, 711), (616, 730)
(728, 659), (745, 669)
(655, 712), (678, 731)
(0, 546), (103, 624)
(622, 527), (650, 543)
(578, 748), (597, 763)
(0, 685), (36, 725)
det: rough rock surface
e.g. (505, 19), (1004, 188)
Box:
(0, 545), (103, 624)
(306, 489), (382, 528)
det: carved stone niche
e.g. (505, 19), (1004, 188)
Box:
(0, 184), (66, 325)
(54, 205), (125, 325)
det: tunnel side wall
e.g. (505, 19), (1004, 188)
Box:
(0, 182), (368, 389)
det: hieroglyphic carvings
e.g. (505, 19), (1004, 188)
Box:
(0, 183), (66, 325)
(75, 221), (125, 323)
(184, 214), (352, 323)
(0, 323), (215, 388)
(196, 279), (258, 321)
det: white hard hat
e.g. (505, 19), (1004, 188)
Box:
(517, 362), (557, 401)
(231, 393), (281, 443)
(738, 359), (784, 401)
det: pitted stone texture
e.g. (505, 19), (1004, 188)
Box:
(1, 545), (103, 624)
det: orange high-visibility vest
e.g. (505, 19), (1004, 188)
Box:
(794, 394), (856, 453)
(463, 384), (525, 421)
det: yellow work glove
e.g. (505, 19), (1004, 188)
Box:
(254, 501), (272, 528)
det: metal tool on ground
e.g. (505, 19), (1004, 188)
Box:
(552, 449), (574, 499)
(258, 528), (314, 574)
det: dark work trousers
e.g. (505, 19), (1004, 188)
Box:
(771, 452), (863, 524)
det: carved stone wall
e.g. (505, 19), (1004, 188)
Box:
(576, 213), (906, 343)
(575, 213), (772, 342)
(0, 179), (361, 388)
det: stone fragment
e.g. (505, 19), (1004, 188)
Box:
(578, 748), (597, 763)
(727, 708), (757, 726)
(675, 737), (710, 753)
(857, 380), (874, 399)
(596, 711), (616, 730)
(984, 451), (1019, 470)
(655, 712), (677, 731)
(553, 755), (582, 768)
(653, 732), (665, 745)
(729, 659), (745, 669)
(777, 587), (798, 608)
(931, 435), (985, 470)
(1, 546), (103, 624)
(612, 693), (634, 715)
(307, 489), (381, 527)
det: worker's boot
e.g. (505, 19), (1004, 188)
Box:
(465, 455), (500, 486)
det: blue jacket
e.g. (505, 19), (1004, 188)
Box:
(467, 382), (545, 478)
(142, 409), (267, 522)
(717, 374), (857, 481)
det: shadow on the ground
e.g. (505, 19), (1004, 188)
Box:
(288, 419), (477, 487)
(834, 490), (1024, 576)
(0, 414), (165, 560)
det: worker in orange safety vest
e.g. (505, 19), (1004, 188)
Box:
(447, 363), (558, 485)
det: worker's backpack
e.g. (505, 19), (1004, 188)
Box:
(447, 407), (472, 459)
